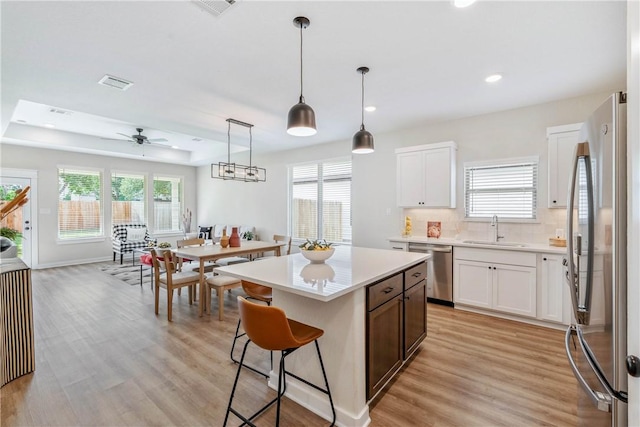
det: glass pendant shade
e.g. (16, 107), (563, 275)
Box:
(352, 126), (374, 154)
(287, 97), (317, 136)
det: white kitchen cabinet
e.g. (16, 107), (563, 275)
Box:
(537, 253), (566, 323)
(547, 123), (582, 208)
(396, 141), (457, 208)
(388, 241), (408, 251)
(454, 247), (537, 318)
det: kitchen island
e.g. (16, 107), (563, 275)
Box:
(215, 245), (429, 427)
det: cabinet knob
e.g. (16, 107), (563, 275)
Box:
(543, 257), (547, 261)
(488, 266), (491, 269)
(553, 200), (557, 204)
(493, 267), (497, 270)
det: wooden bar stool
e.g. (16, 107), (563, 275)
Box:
(230, 280), (273, 377)
(224, 296), (336, 427)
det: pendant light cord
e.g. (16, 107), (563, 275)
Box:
(361, 71), (365, 129)
(299, 22), (304, 103)
(227, 119), (231, 164)
(249, 126), (253, 168)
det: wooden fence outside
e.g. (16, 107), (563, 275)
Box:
(0, 201), (23, 232)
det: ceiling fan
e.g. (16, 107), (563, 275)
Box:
(113, 128), (168, 145)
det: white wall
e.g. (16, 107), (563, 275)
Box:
(197, 91), (615, 250)
(0, 144), (197, 267)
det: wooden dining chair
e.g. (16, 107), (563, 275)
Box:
(177, 237), (219, 274)
(254, 234), (291, 261)
(150, 249), (200, 322)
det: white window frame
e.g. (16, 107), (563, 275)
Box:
(464, 156), (539, 222)
(288, 158), (352, 245)
(57, 165), (104, 241)
(111, 170), (147, 225)
(152, 174), (183, 234)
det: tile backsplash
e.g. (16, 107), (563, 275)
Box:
(401, 208), (567, 244)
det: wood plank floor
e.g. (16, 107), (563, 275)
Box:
(1, 263), (578, 426)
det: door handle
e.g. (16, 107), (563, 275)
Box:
(24, 227), (30, 230)
(627, 355), (640, 377)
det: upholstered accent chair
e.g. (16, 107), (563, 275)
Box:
(112, 223), (157, 264)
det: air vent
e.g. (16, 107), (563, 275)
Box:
(49, 108), (72, 115)
(193, 0), (236, 17)
(192, 137), (203, 142)
(98, 74), (134, 91)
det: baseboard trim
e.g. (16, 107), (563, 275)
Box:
(35, 256), (112, 270)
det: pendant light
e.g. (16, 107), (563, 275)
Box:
(352, 66), (374, 154)
(211, 118), (266, 182)
(287, 16), (317, 137)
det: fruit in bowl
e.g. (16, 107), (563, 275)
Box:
(158, 242), (171, 249)
(299, 239), (335, 263)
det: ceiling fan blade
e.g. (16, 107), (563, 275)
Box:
(116, 132), (132, 138)
(101, 137), (131, 141)
(147, 138), (168, 143)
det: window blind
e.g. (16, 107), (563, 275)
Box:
(153, 175), (182, 232)
(58, 167), (103, 239)
(291, 160), (352, 244)
(464, 159), (538, 219)
(111, 171), (145, 225)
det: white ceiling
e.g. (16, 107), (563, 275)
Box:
(1, 1), (627, 165)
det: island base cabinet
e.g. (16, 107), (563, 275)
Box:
(404, 280), (427, 358)
(367, 295), (403, 400)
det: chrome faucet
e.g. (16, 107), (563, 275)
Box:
(491, 214), (505, 242)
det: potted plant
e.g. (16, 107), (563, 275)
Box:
(242, 230), (255, 241)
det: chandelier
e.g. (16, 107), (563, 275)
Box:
(211, 118), (266, 182)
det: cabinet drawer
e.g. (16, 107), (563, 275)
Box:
(405, 262), (427, 290)
(368, 273), (403, 310)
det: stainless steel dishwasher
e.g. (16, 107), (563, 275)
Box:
(407, 242), (453, 306)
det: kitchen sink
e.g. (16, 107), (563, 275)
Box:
(462, 240), (529, 248)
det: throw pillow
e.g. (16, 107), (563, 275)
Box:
(126, 227), (147, 242)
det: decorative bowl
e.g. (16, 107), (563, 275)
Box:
(300, 264), (335, 288)
(300, 248), (335, 263)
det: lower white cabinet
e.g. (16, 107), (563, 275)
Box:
(454, 247), (537, 318)
(388, 241), (408, 251)
(537, 253), (566, 323)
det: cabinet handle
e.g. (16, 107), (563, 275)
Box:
(488, 266), (491, 269)
(412, 272), (421, 278)
(382, 287), (395, 294)
(553, 200), (557, 204)
(493, 267), (497, 270)
(405, 296), (410, 300)
(392, 247), (404, 250)
(543, 257), (547, 261)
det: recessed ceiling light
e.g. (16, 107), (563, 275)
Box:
(16, 119), (27, 124)
(365, 106), (377, 112)
(171, 145), (179, 149)
(43, 123), (56, 128)
(485, 74), (503, 83)
(453, 0), (477, 8)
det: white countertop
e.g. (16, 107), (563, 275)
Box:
(214, 245), (430, 302)
(388, 235), (567, 254)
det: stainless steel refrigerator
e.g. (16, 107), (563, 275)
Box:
(564, 92), (628, 426)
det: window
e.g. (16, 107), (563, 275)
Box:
(58, 167), (103, 239)
(290, 160), (352, 244)
(111, 171), (146, 225)
(464, 157), (538, 220)
(153, 175), (182, 233)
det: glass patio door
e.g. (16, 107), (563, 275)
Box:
(0, 176), (32, 267)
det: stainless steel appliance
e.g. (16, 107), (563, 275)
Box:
(408, 242), (453, 306)
(564, 92), (627, 426)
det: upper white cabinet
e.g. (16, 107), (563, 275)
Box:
(396, 141), (457, 208)
(547, 123), (582, 208)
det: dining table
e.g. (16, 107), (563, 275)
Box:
(173, 240), (284, 316)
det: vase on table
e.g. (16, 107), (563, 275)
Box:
(220, 229), (230, 248)
(229, 227), (241, 247)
